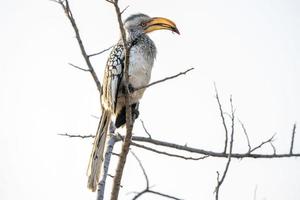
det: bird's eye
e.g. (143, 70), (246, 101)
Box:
(141, 22), (146, 27)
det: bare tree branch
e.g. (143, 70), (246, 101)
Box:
(59, 133), (300, 159)
(68, 63), (91, 72)
(107, 1), (134, 199)
(140, 120), (152, 138)
(214, 83), (229, 154)
(120, 5), (130, 15)
(88, 45), (113, 58)
(134, 68), (194, 91)
(270, 142), (276, 155)
(130, 151), (149, 188)
(131, 136), (300, 158)
(58, 133), (95, 138)
(215, 96), (235, 200)
(97, 134), (118, 200)
(253, 185), (258, 200)
(131, 151), (183, 200)
(132, 142), (209, 161)
(249, 134), (276, 153)
(54, 0), (102, 93)
(238, 118), (252, 153)
(290, 123), (297, 154)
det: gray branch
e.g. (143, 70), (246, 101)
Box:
(134, 68), (194, 91)
(53, 0), (102, 93)
(130, 151), (183, 200)
(59, 133), (300, 159)
(290, 123), (297, 154)
(97, 134), (118, 200)
(214, 83), (229, 153)
(238, 118), (252, 153)
(215, 96), (235, 200)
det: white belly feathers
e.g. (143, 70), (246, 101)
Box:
(129, 46), (153, 88)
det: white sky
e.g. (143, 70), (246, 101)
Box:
(1, 0), (300, 199)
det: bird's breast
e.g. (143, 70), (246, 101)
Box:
(115, 38), (156, 112)
(128, 46), (154, 88)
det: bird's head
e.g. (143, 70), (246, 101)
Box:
(124, 13), (180, 39)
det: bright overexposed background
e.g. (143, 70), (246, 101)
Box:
(1, 0), (299, 199)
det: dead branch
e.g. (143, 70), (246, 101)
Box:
(88, 45), (113, 58)
(215, 96), (235, 200)
(270, 142), (276, 155)
(53, 0), (102, 93)
(59, 133), (300, 159)
(132, 135), (300, 158)
(58, 133), (94, 138)
(130, 151), (183, 200)
(106, 1), (134, 199)
(120, 5), (130, 15)
(97, 134), (118, 200)
(214, 83), (229, 153)
(131, 151), (149, 189)
(132, 142), (209, 160)
(68, 63), (90, 72)
(290, 123), (297, 154)
(249, 134), (276, 153)
(134, 67), (194, 91)
(238, 118), (251, 152)
(140, 120), (152, 138)
(253, 185), (258, 200)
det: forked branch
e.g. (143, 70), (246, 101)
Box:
(53, 0), (102, 93)
(130, 151), (183, 200)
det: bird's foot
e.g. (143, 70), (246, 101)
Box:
(132, 108), (139, 119)
(128, 84), (135, 93)
(122, 84), (135, 94)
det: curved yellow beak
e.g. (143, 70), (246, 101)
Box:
(144, 17), (180, 34)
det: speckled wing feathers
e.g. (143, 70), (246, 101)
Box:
(102, 44), (124, 113)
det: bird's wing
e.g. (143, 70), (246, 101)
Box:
(102, 44), (124, 112)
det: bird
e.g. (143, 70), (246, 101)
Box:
(87, 13), (180, 192)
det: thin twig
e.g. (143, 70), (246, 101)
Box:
(215, 96), (235, 200)
(250, 134), (276, 153)
(130, 151), (149, 188)
(238, 118), (251, 152)
(120, 5), (130, 15)
(88, 45), (113, 58)
(69, 63), (90, 72)
(54, 0), (102, 93)
(58, 133), (300, 159)
(140, 120), (152, 138)
(58, 133), (95, 138)
(253, 185), (258, 200)
(270, 142), (276, 155)
(290, 123), (297, 154)
(90, 114), (100, 119)
(97, 134), (118, 200)
(135, 68), (194, 91)
(214, 83), (228, 154)
(131, 151), (183, 200)
(132, 142), (209, 160)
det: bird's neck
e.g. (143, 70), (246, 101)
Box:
(119, 33), (149, 48)
(126, 31), (143, 43)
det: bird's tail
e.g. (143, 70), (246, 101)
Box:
(87, 110), (111, 192)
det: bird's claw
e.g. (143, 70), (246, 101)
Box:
(128, 84), (135, 93)
(122, 84), (135, 94)
(132, 108), (139, 119)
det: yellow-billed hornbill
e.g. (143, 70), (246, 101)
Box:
(87, 13), (179, 191)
